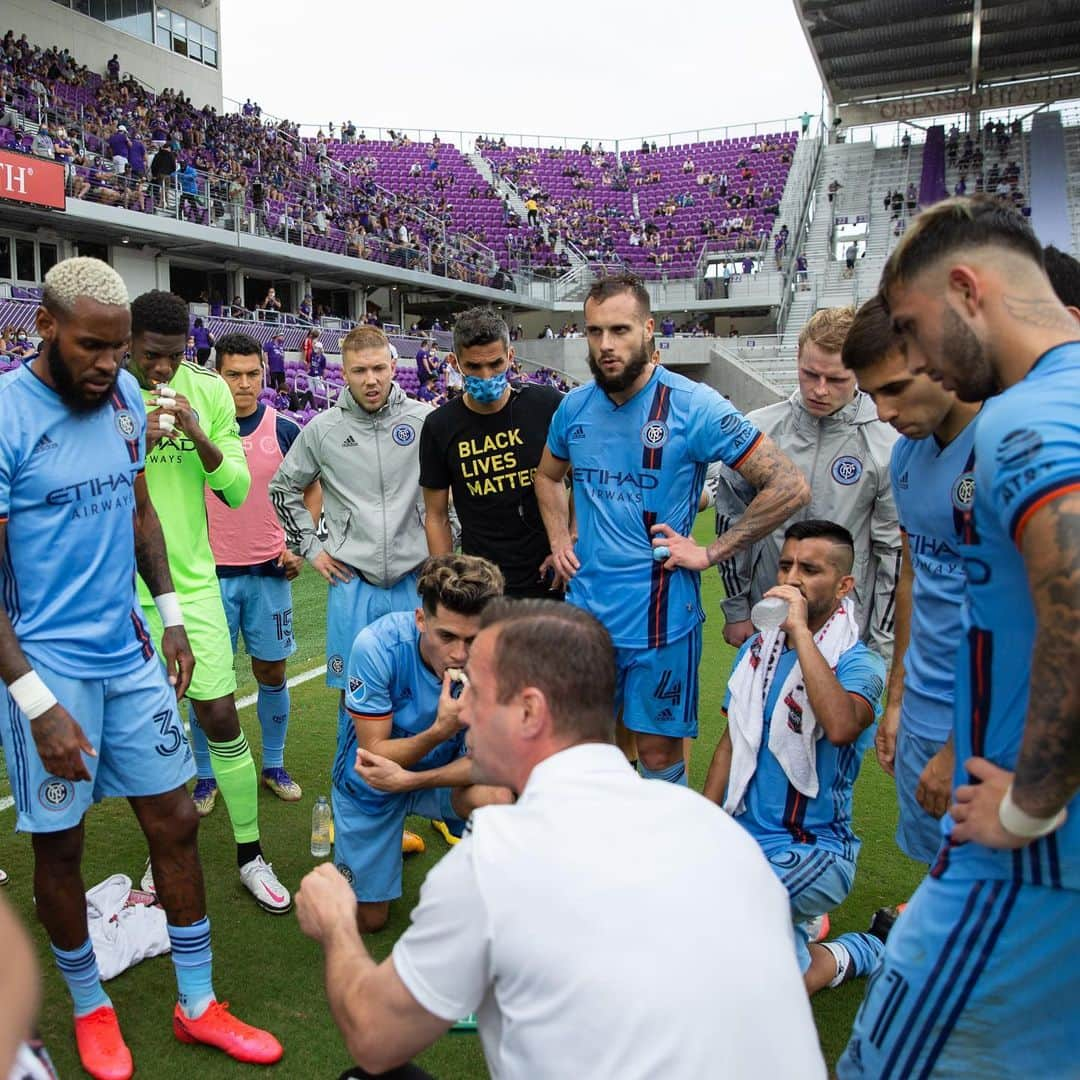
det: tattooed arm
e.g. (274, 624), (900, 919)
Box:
(134, 473), (195, 698)
(652, 435), (809, 571)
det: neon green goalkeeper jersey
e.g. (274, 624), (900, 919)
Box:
(137, 361), (250, 602)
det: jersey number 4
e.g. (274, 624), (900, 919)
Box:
(653, 670), (683, 706)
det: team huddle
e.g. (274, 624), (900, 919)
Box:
(0, 194), (1077, 1079)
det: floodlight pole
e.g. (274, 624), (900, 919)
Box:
(969, 0), (984, 134)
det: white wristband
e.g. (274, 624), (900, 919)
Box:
(998, 783), (1067, 839)
(8, 670), (58, 720)
(154, 592), (184, 628)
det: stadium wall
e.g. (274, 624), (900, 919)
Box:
(6, 0), (223, 109)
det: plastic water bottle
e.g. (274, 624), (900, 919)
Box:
(311, 796), (332, 858)
(751, 596), (789, 631)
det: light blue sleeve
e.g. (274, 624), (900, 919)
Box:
(687, 384), (762, 469)
(546, 395), (570, 460)
(836, 645), (887, 720)
(346, 628), (394, 718)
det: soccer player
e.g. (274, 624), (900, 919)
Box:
(708, 307), (901, 662)
(193, 332), (308, 815)
(269, 327), (433, 851)
(704, 521), (890, 994)
(420, 307), (563, 598)
(534, 273), (810, 784)
(0, 259), (280, 1078)
(840, 198), (1080, 1076)
(841, 296), (980, 862)
(332, 555), (511, 933)
(128, 290), (290, 915)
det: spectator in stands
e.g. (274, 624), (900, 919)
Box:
(108, 123), (131, 174)
(231, 295), (249, 319)
(107, 53), (119, 80)
(260, 287), (283, 318)
(6, 330), (35, 359)
(265, 332), (287, 392)
(191, 317), (215, 367)
(900, 131), (911, 155)
(298, 294), (314, 324)
(845, 242), (858, 275)
(184, 334), (198, 363)
(30, 125), (53, 159)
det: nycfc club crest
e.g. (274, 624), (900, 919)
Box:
(114, 410), (137, 440)
(38, 777), (74, 812)
(640, 420), (669, 448)
(329, 655), (345, 675)
(392, 423), (416, 446)
(831, 455), (863, 485)
(951, 472), (976, 511)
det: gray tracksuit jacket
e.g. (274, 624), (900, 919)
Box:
(707, 390), (900, 664)
(269, 383), (432, 587)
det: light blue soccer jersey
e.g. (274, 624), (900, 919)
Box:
(723, 634), (885, 860)
(0, 367), (154, 677)
(332, 610), (464, 810)
(547, 367), (762, 648)
(935, 342), (1080, 890)
(890, 423), (976, 741)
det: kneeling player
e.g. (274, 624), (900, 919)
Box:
(332, 554), (512, 933)
(704, 521), (892, 994)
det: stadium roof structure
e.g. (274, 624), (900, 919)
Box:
(795, 0), (1080, 121)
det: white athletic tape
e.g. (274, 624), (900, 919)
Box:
(235, 663), (327, 710)
(155, 384), (177, 398)
(158, 413), (175, 432)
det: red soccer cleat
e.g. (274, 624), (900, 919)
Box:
(173, 1001), (283, 1065)
(73, 1006), (133, 1080)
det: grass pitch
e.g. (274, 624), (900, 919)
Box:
(0, 517), (927, 1077)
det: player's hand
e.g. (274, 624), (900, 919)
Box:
(160, 625), (195, 700)
(876, 698), (900, 777)
(547, 537), (579, 585)
(650, 523), (709, 571)
(144, 408), (174, 450)
(30, 704), (96, 782)
(538, 554), (567, 593)
(158, 391), (204, 441)
(722, 618), (755, 649)
(278, 549), (304, 581)
(296, 863), (361, 944)
(916, 739), (954, 818)
(311, 551), (354, 585)
(950, 758), (1064, 848)
(764, 584), (809, 635)
(434, 671), (466, 736)
(355, 748), (415, 793)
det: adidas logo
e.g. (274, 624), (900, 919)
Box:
(32, 433), (58, 455)
(569, 425), (586, 441)
(342, 435), (358, 447)
(897, 471), (908, 489)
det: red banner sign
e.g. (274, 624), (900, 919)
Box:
(0, 149), (66, 211)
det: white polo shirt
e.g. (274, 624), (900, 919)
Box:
(392, 743), (824, 1080)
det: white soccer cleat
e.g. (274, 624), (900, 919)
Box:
(239, 856), (292, 915)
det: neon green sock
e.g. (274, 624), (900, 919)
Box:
(207, 733), (260, 844)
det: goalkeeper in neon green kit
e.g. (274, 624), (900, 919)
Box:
(130, 290), (291, 914)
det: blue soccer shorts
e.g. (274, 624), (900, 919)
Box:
(614, 624), (702, 738)
(767, 844), (856, 973)
(0, 653), (194, 833)
(325, 569), (420, 690)
(218, 573), (297, 663)
(331, 783), (462, 903)
(894, 726), (949, 865)
(839, 873), (1080, 1078)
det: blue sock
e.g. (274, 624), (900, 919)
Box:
(256, 679), (290, 771)
(833, 931), (886, 978)
(187, 705), (213, 782)
(168, 917), (215, 1019)
(52, 940), (110, 1017)
(639, 760), (688, 786)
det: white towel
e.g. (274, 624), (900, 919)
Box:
(723, 597), (860, 816)
(86, 874), (171, 981)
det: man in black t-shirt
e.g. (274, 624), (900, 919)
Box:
(419, 308), (563, 599)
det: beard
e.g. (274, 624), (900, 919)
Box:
(46, 340), (114, 413)
(940, 306), (1001, 402)
(589, 337), (652, 393)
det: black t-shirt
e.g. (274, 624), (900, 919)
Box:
(419, 383), (562, 592)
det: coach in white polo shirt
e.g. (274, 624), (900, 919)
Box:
(296, 600), (823, 1080)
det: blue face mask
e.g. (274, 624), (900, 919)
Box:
(464, 371), (509, 404)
